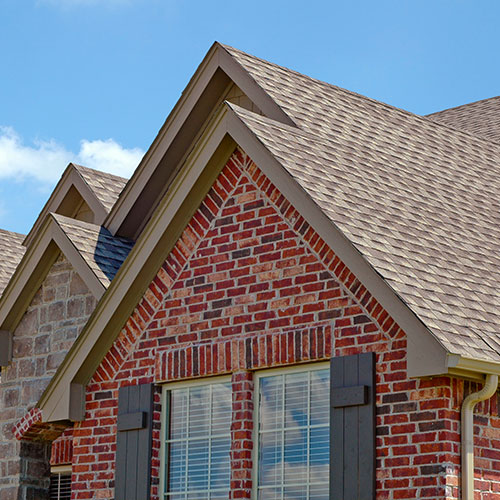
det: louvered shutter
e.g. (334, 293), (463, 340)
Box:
(49, 472), (71, 500)
(330, 352), (376, 500)
(115, 383), (154, 500)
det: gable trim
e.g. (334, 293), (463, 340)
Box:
(39, 106), (237, 422)
(24, 164), (109, 248)
(0, 215), (105, 342)
(104, 42), (295, 239)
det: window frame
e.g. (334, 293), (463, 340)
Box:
(159, 375), (232, 499)
(251, 361), (330, 500)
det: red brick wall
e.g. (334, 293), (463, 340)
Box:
(70, 148), (500, 500)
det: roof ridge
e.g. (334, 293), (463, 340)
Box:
(72, 163), (129, 182)
(426, 95), (500, 118)
(223, 44), (500, 154)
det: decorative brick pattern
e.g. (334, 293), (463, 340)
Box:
(51, 428), (74, 466)
(0, 254), (97, 498)
(156, 324), (331, 382)
(71, 148), (500, 500)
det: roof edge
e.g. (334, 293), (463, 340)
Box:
(0, 214), (105, 337)
(103, 41), (295, 239)
(23, 163), (108, 248)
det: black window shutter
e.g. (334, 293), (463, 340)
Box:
(115, 383), (154, 500)
(330, 352), (375, 500)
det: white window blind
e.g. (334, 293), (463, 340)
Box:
(164, 381), (232, 499)
(256, 368), (330, 500)
(49, 472), (71, 500)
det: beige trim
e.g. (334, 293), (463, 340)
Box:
(50, 464), (72, 474)
(24, 164), (108, 248)
(0, 215), (105, 337)
(104, 42), (294, 239)
(447, 355), (500, 377)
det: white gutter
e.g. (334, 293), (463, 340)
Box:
(461, 374), (498, 500)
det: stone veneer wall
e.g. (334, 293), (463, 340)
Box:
(0, 254), (96, 500)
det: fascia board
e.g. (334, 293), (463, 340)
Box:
(447, 355), (500, 378)
(224, 108), (450, 379)
(104, 43), (294, 237)
(23, 165), (108, 248)
(0, 217), (59, 330)
(104, 44), (223, 235)
(23, 166), (73, 248)
(71, 168), (109, 224)
(0, 216), (105, 335)
(39, 106), (234, 422)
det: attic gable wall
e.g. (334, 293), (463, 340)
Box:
(0, 254), (97, 498)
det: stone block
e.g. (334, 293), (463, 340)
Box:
(48, 302), (65, 323)
(13, 339), (33, 358)
(70, 273), (89, 296)
(34, 335), (50, 356)
(15, 310), (38, 338)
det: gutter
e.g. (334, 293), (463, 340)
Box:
(461, 373), (499, 500)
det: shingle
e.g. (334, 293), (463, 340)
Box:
(222, 47), (500, 364)
(52, 214), (134, 288)
(0, 230), (25, 297)
(427, 96), (500, 145)
(73, 164), (128, 213)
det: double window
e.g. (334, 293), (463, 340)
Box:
(160, 365), (330, 500)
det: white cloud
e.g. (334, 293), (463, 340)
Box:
(0, 126), (143, 183)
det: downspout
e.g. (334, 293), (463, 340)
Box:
(461, 374), (498, 500)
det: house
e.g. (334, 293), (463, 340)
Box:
(1, 42), (500, 500)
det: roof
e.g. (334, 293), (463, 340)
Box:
(221, 43), (500, 363)
(427, 96), (500, 144)
(72, 164), (128, 213)
(0, 230), (25, 296)
(53, 214), (134, 288)
(18, 42), (500, 422)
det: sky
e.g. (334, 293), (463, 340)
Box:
(0, 0), (499, 234)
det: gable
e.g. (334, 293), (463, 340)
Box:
(104, 43), (293, 241)
(24, 163), (128, 248)
(72, 149), (400, 497)
(92, 148), (396, 386)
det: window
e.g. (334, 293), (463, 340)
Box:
(49, 466), (72, 500)
(254, 365), (330, 500)
(161, 378), (232, 500)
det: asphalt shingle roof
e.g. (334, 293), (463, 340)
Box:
(222, 44), (500, 363)
(0, 230), (25, 296)
(73, 164), (128, 213)
(52, 214), (134, 288)
(427, 96), (500, 145)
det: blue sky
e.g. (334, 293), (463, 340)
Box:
(1, 0), (499, 234)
